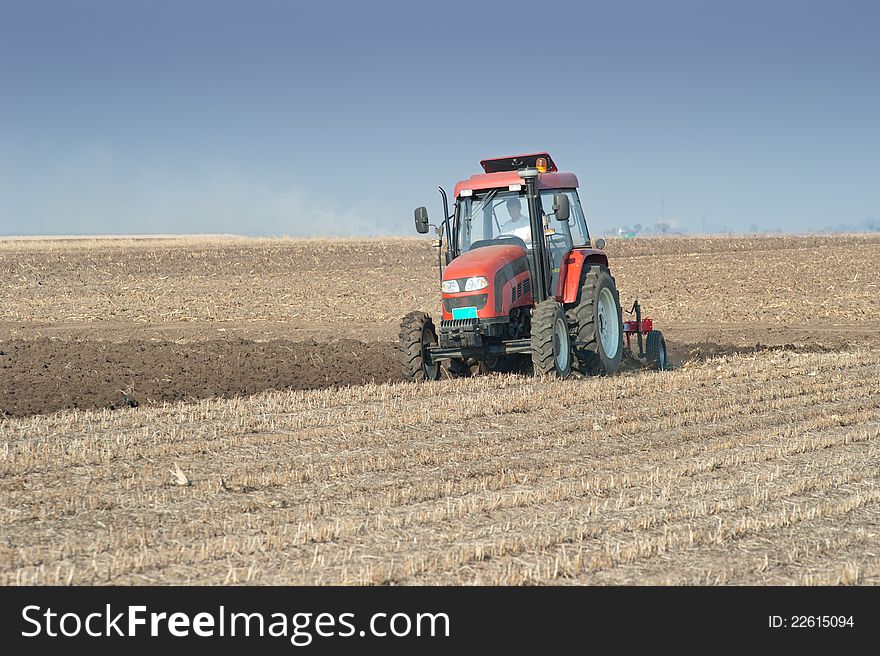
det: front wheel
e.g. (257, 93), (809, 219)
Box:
(531, 300), (573, 378)
(399, 311), (440, 382)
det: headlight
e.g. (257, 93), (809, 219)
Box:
(464, 276), (489, 291)
(441, 280), (460, 293)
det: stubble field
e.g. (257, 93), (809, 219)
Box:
(1, 234), (879, 584)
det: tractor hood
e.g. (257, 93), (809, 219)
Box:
(441, 244), (532, 320)
(444, 244), (528, 281)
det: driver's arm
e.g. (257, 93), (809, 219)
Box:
(511, 223), (532, 244)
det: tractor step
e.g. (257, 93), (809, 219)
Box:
(429, 339), (531, 362)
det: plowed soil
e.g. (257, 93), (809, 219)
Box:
(0, 338), (397, 416)
(1, 234), (877, 417)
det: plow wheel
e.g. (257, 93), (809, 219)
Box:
(646, 329), (669, 371)
(530, 299), (573, 378)
(569, 265), (623, 375)
(399, 311), (440, 382)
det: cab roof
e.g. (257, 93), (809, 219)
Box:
(480, 152), (558, 173)
(454, 153), (579, 198)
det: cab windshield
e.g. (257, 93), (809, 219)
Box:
(455, 190), (532, 252)
(455, 188), (590, 255)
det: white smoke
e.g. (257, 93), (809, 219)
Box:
(0, 144), (399, 237)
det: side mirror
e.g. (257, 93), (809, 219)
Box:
(552, 193), (570, 222)
(414, 207), (429, 234)
(594, 237), (606, 250)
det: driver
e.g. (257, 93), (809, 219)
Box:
(498, 197), (532, 244)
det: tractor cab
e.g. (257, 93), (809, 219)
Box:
(442, 153), (595, 322)
(453, 182), (591, 289)
(404, 153), (666, 381)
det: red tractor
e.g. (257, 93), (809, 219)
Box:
(400, 153), (667, 380)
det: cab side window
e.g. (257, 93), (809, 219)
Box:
(539, 190), (592, 289)
(540, 190), (590, 247)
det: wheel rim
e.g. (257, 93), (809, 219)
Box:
(553, 316), (571, 372)
(421, 325), (439, 379)
(597, 288), (620, 358)
(658, 339), (667, 370)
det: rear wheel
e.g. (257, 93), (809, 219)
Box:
(399, 311), (440, 382)
(569, 266), (623, 375)
(645, 330), (669, 370)
(531, 300), (572, 378)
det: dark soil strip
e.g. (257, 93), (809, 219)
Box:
(0, 338), (398, 417)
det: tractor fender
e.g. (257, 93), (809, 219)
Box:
(556, 248), (610, 304)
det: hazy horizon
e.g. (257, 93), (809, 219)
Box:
(2, 0), (878, 238)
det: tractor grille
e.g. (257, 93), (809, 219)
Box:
(439, 317), (481, 348)
(511, 278), (531, 304)
(443, 293), (488, 313)
(440, 318), (480, 329)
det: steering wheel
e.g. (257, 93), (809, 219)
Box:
(470, 235), (528, 251)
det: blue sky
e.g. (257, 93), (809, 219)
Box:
(1, 0), (878, 236)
